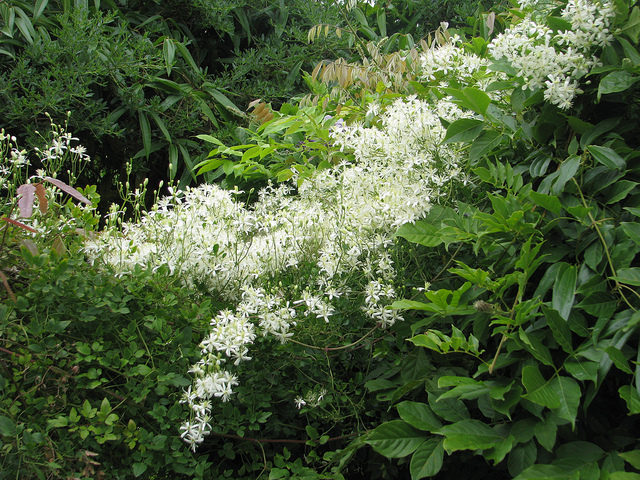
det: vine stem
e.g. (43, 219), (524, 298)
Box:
(572, 178), (637, 311)
(287, 325), (380, 351)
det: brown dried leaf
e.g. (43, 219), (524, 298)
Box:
(0, 271), (16, 303)
(34, 183), (48, 214)
(1, 217), (38, 233)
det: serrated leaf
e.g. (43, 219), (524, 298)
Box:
(397, 401), (442, 432)
(521, 365), (560, 409)
(366, 420), (426, 458)
(437, 419), (504, 452)
(410, 438), (444, 479)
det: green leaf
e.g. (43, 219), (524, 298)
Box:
(543, 307), (573, 354)
(588, 145), (626, 171)
(576, 291), (617, 318)
(469, 130), (504, 163)
(552, 155), (581, 195)
(620, 6), (640, 43)
(410, 438), (444, 480)
(437, 419), (504, 452)
(604, 180), (637, 204)
(530, 191), (562, 215)
(604, 346), (633, 374)
(619, 450), (640, 469)
(534, 416), (557, 452)
(564, 360), (598, 383)
(621, 222), (640, 247)
(162, 38), (176, 76)
(550, 376), (580, 428)
(133, 462), (148, 477)
(443, 87), (491, 116)
(395, 221), (444, 247)
(139, 111), (152, 159)
(366, 420), (426, 458)
(443, 118), (485, 144)
(513, 464), (577, 480)
(428, 392), (470, 423)
(521, 365), (560, 409)
(0, 415), (16, 436)
(397, 401), (442, 432)
(619, 385), (640, 414)
(611, 267), (640, 286)
(484, 435), (516, 465)
(552, 264), (577, 321)
(598, 71), (638, 100)
(609, 473), (640, 480)
(508, 441), (538, 477)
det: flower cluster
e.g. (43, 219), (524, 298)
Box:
(489, 0), (616, 109)
(88, 92), (468, 450)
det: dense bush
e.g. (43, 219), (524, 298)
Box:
(5, 0), (639, 479)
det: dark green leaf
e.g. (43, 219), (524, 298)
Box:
(552, 264), (577, 321)
(621, 222), (640, 247)
(588, 145), (626, 171)
(611, 267), (640, 286)
(521, 365), (560, 409)
(443, 118), (485, 144)
(619, 385), (640, 414)
(428, 392), (470, 422)
(604, 346), (633, 374)
(410, 438), (444, 479)
(530, 191), (562, 215)
(619, 450), (640, 469)
(543, 307), (573, 354)
(598, 71), (638, 100)
(437, 419), (504, 452)
(508, 441), (537, 477)
(397, 401), (443, 432)
(366, 420), (426, 458)
(550, 376), (580, 428)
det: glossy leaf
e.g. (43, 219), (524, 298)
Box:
(521, 365), (560, 409)
(366, 420), (426, 458)
(410, 438), (444, 479)
(437, 419), (504, 452)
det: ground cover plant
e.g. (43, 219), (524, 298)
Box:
(3, 0), (640, 478)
